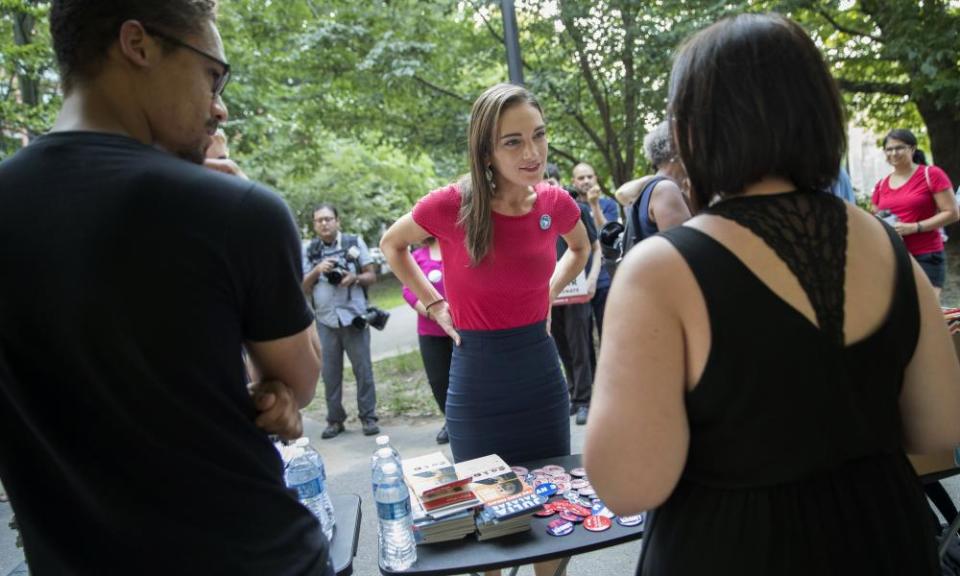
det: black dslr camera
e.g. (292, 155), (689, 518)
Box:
(599, 221), (628, 265)
(323, 259), (351, 285)
(351, 306), (390, 331)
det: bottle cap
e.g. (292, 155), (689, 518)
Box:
(376, 435), (390, 446)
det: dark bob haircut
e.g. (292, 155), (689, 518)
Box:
(50, 0), (217, 94)
(668, 13), (846, 210)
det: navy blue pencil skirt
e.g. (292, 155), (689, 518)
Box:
(445, 320), (571, 465)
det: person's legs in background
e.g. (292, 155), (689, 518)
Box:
(343, 324), (379, 436)
(563, 302), (594, 425)
(419, 334), (453, 444)
(317, 323), (347, 438)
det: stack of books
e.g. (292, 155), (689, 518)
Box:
(456, 455), (544, 540)
(401, 452), (543, 543)
(402, 452), (480, 544)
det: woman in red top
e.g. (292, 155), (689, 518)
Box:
(872, 128), (958, 298)
(382, 84), (589, 575)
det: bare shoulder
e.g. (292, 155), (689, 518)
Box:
(614, 233), (693, 302)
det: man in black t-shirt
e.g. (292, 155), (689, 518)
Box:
(0, 2), (331, 574)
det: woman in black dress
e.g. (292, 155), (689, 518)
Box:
(585, 13), (960, 575)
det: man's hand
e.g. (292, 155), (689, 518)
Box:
(586, 184), (602, 205)
(312, 258), (337, 276)
(338, 271), (357, 287)
(249, 380), (303, 441)
(203, 158), (248, 180)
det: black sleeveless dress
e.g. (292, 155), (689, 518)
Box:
(638, 191), (939, 575)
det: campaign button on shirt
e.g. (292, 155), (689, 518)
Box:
(584, 515), (612, 532)
(617, 513), (645, 527)
(547, 518), (575, 536)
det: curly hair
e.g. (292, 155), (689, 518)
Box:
(642, 121), (675, 170)
(50, 0), (218, 93)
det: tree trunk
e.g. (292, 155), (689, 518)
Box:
(916, 97), (960, 190)
(12, 8), (39, 141)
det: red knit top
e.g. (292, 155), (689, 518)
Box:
(412, 182), (581, 330)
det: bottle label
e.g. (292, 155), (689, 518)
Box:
(377, 499), (411, 520)
(293, 477), (323, 500)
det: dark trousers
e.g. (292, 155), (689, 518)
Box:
(317, 322), (378, 424)
(591, 284), (610, 340)
(551, 302), (594, 408)
(418, 334), (453, 415)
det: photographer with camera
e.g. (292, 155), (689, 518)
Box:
(303, 203), (382, 439)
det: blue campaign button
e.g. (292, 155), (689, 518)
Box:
(535, 482), (558, 498)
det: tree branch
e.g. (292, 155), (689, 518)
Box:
(550, 145), (578, 166)
(813, 6), (882, 42)
(412, 75), (471, 103)
(836, 77), (909, 96)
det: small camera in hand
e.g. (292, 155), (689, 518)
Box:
(324, 265), (350, 285)
(351, 306), (390, 331)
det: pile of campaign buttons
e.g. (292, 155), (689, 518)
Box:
(528, 463), (646, 537)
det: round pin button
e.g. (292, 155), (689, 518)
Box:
(535, 483), (558, 498)
(570, 467), (587, 478)
(578, 486), (597, 497)
(511, 466), (529, 476)
(534, 503), (557, 517)
(559, 510), (584, 524)
(542, 465), (566, 476)
(547, 518), (574, 536)
(570, 479), (590, 490)
(584, 515), (612, 532)
(616, 514), (645, 527)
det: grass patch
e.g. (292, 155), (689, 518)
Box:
(368, 273), (406, 311)
(304, 349), (441, 424)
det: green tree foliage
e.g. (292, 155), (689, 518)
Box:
(0, 0), (58, 158)
(771, 0), (960, 183)
(2, 0), (957, 219)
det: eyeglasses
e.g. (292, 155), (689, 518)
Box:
(884, 145), (910, 154)
(314, 216), (336, 223)
(143, 25), (231, 97)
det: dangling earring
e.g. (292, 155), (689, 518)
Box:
(485, 166), (496, 190)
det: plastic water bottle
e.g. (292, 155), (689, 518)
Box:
(296, 438), (336, 536)
(375, 461), (417, 571)
(285, 439), (335, 542)
(371, 435), (401, 494)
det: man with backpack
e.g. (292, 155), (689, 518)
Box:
(303, 203), (381, 438)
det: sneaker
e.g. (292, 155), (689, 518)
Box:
(362, 420), (381, 436)
(321, 422), (345, 439)
(436, 424), (449, 445)
(575, 406), (588, 426)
